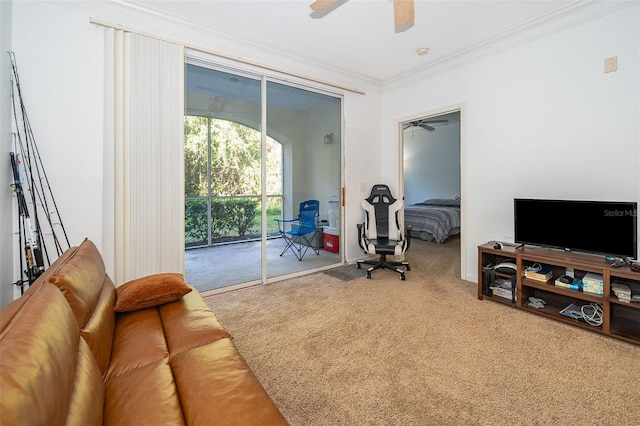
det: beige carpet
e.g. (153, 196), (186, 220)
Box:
(205, 238), (640, 426)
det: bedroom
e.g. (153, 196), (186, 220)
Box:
(402, 110), (461, 245)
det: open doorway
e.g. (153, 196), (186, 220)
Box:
(401, 110), (462, 258)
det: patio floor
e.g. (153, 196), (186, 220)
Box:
(184, 237), (341, 293)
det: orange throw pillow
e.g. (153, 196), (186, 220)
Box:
(114, 273), (192, 312)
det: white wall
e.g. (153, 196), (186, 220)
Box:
(383, 5), (640, 282)
(403, 121), (461, 205)
(305, 101), (341, 224)
(342, 93), (385, 260)
(1, 0), (14, 309)
(11, 1), (105, 253)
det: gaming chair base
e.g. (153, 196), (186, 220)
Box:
(356, 254), (410, 280)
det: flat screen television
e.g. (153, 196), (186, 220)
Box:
(514, 198), (637, 259)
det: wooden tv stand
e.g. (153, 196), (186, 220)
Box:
(478, 242), (640, 345)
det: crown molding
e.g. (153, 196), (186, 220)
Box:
(45, 0), (636, 94)
(382, 0), (637, 91)
(46, 0), (382, 94)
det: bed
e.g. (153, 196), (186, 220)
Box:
(403, 198), (461, 243)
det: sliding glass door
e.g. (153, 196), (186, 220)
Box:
(266, 81), (341, 280)
(184, 60), (342, 292)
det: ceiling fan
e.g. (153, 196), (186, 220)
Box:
(310, 0), (415, 29)
(403, 119), (449, 132)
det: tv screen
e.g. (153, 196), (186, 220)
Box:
(514, 199), (637, 259)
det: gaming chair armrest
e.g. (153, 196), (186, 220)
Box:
(357, 223), (367, 251)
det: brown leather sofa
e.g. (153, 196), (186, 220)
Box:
(0, 238), (287, 425)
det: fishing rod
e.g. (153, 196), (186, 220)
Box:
(9, 51), (70, 290)
(10, 151), (44, 291)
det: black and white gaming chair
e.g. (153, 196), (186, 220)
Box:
(357, 184), (411, 280)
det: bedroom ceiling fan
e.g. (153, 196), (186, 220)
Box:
(310, 0), (415, 29)
(403, 118), (449, 132)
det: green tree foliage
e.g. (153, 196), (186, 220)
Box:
(184, 116), (282, 243)
(209, 119), (261, 195)
(185, 198), (259, 244)
(221, 198), (257, 236)
(185, 199), (208, 244)
(184, 116), (281, 197)
(184, 116), (209, 197)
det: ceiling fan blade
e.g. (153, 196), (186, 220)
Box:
(419, 124), (435, 131)
(394, 0), (415, 27)
(423, 119), (449, 125)
(310, 0), (338, 11)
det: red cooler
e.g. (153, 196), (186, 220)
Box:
(323, 226), (339, 253)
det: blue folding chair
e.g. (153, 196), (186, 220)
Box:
(275, 200), (320, 261)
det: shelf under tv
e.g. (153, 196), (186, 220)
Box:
(478, 242), (639, 346)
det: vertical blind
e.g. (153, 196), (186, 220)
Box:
(106, 29), (184, 284)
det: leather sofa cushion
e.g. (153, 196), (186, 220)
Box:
(104, 358), (185, 426)
(105, 308), (169, 381)
(66, 338), (105, 426)
(81, 276), (117, 375)
(160, 289), (232, 355)
(48, 238), (106, 328)
(0, 284), (82, 425)
(0, 245), (78, 334)
(170, 338), (288, 425)
(106, 290), (232, 380)
(0, 285), (35, 333)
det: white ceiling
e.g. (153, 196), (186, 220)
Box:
(56, 0), (629, 111)
(107, 0), (589, 83)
